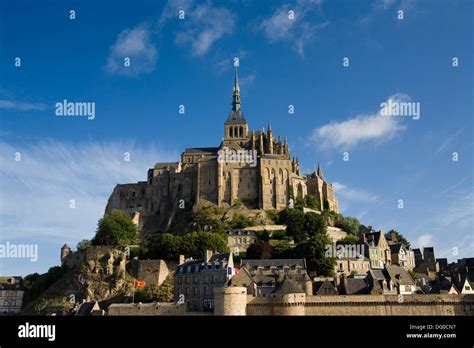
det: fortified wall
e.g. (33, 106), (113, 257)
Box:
(214, 286), (474, 316)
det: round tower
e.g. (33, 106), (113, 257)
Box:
(271, 276), (306, 316)
(213, 286), (247, 316)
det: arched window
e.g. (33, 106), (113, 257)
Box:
(279, 168), (284, 184)
(229, 127), (232, 138)
(266, 168), (271, 182)
(239, 127), (243, 137)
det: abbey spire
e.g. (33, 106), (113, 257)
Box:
(224, 65), (248, 144)
(232, 65), (241, 111)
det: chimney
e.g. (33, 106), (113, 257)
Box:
(205, 250), (213, 262)
(179, 255), (185, 265)
(390, 231), (398, 243)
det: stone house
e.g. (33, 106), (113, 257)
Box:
(174, 251), (234, 312)
(226, 229), (258, 255)
(232, 258), (312, 296)
(0, 276), (24, 315)
(389, 243), (416, 270)
(334, 256), (371, 276)
(359, 227), (392, 269)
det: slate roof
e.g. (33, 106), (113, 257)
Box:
(225, 109), (247, 125)
(76, 301), (99, 316)
(176, 254), (231, 274)
(240, 259), (306, 269)
(273, 276), (305, 294)
(313, 279), (339, 295)
(389, 243), (403, 254)
(385, 265), (415, 286)
(227, 229), (257, 236)
(344, 278), (370, 295)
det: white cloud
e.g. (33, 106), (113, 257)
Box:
(415, 233), (434, 250)
(106, 24), (157, 76)
(333, 182), (378, 203)
(0, 140), (177, 242)
(165, 2), (235, 57)
(259, 0), (328, 56)
(0, 100), (48, 111)
(309, 94), (408, 150)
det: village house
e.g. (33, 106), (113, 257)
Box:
(174, 251), (234, 311)
(226, 229), (258, 255)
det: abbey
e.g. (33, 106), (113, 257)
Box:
(106, 67), (339, 231)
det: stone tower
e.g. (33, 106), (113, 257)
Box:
(213, 286), (247, 316)
(223, 66), (249, 147)
(271, 276), (306, 316)
(60, 243), (71, 263)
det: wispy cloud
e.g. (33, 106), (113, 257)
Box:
(239, 73), (256, 89)
(259, 0), (328, 56)
(308, 93), (408, 150)
(360, 0), (415, 24)
(0, 140), (177, 242)
(333, 182), (378, 204)
(435, 128), (464, 155)
(105, 23), (158, 76)
(0, 100), (48, 111)
(162, 1), (235, 57)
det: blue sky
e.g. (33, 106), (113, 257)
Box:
(0, 0), (472, 275)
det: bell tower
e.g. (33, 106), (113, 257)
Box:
(223, 66), (249, 147)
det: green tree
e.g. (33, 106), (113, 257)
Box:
(229, 214), (255, 229)
(294, 234), (335, 276)
(181, 231), (228, 259)
(294, 196), (305, 211)
(340, 234), (359, 245)
(304, 212), (327, 238)
(335, 215), (360, 235)
(246, 242), (273, 259)
(271, 240), (293, 259)
(141, 233), (182, 260)
(285, 209), (306, 243)
(278, 208), (292, 225)
(92, 210), (137, 246)
(304, 195), (319, 210)
(76, 239), (91, 251)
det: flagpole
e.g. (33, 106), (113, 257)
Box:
(132, 281), (135, 304)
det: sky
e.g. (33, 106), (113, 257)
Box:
(0, 0), (472, 276)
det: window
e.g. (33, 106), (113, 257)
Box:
(204, 286), (208, 295)
(193, 287), (198, 295)
(178, 277), (182, 285)
(193, 276), (198, 284)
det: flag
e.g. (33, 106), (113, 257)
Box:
(133, 279), (145, 288)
